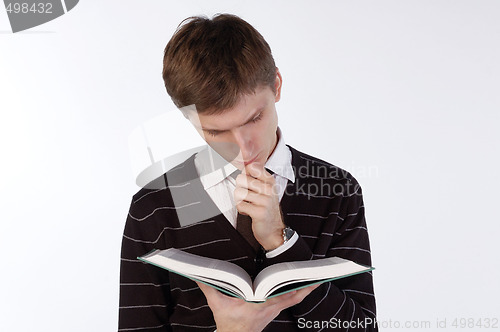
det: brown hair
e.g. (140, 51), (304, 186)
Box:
(162, 14), (276, 114)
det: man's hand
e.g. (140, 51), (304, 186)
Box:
(234, 164), (284, 251)
(196, 281), (319, 332)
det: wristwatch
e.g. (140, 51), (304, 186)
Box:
(262, 227), (296, 254)
(282, 226), (295, 244)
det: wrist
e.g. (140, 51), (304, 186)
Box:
(262, 226), (297, 252)
(261, 226), (285, 251)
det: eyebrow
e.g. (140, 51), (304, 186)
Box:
(201, 106), (265, 132)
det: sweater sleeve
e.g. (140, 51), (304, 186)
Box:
(264, 185), (377, 331)
(118, 198), (174, 332)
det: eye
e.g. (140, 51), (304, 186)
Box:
(207, 130), (220, 137)
(251, 112), (263, 123)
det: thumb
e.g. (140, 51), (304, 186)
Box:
(195, 281), (215, 295)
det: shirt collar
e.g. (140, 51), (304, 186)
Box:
(264, 127), (295, 184)
(195, 147), (238, 190)
(194, 127), (295, 190)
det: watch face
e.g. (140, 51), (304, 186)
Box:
(284, 227), (295, 241)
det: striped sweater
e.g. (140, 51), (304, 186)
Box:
(119, 146), (377, 331)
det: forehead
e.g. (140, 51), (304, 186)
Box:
(190, 86), (274, 129)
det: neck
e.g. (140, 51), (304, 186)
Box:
(266, 130), (279, 162)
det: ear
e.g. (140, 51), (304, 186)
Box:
(274, 68), (282, 102)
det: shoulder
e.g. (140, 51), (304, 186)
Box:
(287, 145), (361, 197)
(130, 153), (198, 211)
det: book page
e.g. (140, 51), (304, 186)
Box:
(188, 274), (246, 299)
(141, 249), (254, 298)
(253, 257), (371, 300)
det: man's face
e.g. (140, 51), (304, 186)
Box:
(187, 75), (282, 170)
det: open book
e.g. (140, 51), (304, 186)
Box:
(139, 248), (373, 303)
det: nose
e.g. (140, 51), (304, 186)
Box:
(232, 128), (253, 161)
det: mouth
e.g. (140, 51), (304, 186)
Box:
(233, 154), (259, 167)
(243, 155), (259, 166)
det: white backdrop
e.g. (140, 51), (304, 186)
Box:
(1, 1), (499, 331)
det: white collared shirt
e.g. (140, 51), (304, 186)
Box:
(194, 127), (298, 257)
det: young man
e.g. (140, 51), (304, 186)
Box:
(119, 14), (377, 331)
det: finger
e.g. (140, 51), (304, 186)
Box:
(236, 200), (265, 217)
(286, 284), (320, 304)
(264, 291), (301, 312)
(236, 174), (273, 196)
(195, 281), (216, 296)
(295, 284), (320, 298)
(244, 164), (274, 184)
(234, 187), (267, 206)
(266, 284), (320, 310)
(196, 281), (242, 309)
(196, 281), (232, 301)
